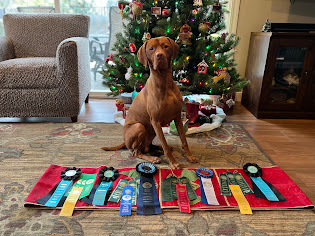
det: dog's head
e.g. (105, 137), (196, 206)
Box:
(137, 37), (179, 72)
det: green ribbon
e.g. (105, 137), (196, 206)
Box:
(65, 173), (96, 199)
(219, 173), (231, 196)
(234, 173), (254, 195)
(128, 180), (138, 205)
(170, 176), (179, 200)
(108, 179), (129, 203)
(179, 177), (198, 201)
(162, 178), (173, 202)
(226, 172), (238, 185)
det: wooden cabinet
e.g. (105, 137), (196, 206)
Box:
(241, 32), (315, 119)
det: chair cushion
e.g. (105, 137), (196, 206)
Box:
(0, 57), (58, 89)
(3, 14), (90, 58)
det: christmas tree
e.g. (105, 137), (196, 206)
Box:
(102, 0), (249, 97)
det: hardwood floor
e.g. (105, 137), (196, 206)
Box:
(1, 98), (314, 204)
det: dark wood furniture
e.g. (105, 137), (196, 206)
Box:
(241, 32), (315, 119)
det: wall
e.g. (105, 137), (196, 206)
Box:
(235, 0), (315, 78)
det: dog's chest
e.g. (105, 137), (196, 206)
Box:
(151, 91), (182, 124)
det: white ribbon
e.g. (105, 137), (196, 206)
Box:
(201, 177), (219, 205)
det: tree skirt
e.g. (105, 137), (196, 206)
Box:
(114, 106), (226, 135)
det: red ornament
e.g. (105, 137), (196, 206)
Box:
(197, 60), (209, 74)
(105, 53), (114, 63)
(162, 7), (171, 17)
(129, 43), (136, 52)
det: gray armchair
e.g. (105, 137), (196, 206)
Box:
(0, 13), (91, 122)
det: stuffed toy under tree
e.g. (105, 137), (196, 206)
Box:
(102, 0), (249, 101)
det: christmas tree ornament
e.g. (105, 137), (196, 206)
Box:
(262, 18), (271, 32)
(211, 67), (229, 84)
(162, 6), (171, 17)
(131, 0), (143, 17)
(192, 8), (199, 15)
(224, 72), (231, 83)
(177, 24), (192, 45)
(198, 22), (210, 33)
(118, 1), (128, 19)
(221, 32), (227, 42)
(125, 67), (133, 80)
(142, 32), (151, 41)
(193, 0), (203, 7)
(119, 56), (126, 63)
(105, 53), (114, 63)
(151, 7), (161, 15)
(197, 60), (209, 74)
(209, 51), (216, 63)
(129, 43), (136, 52)
(212, 2), (222, 13)
(177, 70), (189, 83)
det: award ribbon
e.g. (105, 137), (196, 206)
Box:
(196, 168), (219, 205)
(136, 162), (162, 215)
(92, 182), (112, 205)
(234, 173), (254, 195)
(176, 184), (191, 213)
(179, 177), (198, 201)
(119, 185), (134, 216)
(109, 179), (129, 203)
(60, 186), (84, 216)
(36, 167), (81, 207)
(219, 173), (231, 196)
(65, 173), (96, 199)
(128, 180), (138, 205)
(92, 167), (119, 206)
(162, 178), (173, 202)
(170, 176), (179, 200)
(243, 163), (285, 202)
(230, 185), (252, 215)
(226, 172), (238, 185)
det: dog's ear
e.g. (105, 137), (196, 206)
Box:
(167, 37), (179, 60)
(137, 41), (148, 69)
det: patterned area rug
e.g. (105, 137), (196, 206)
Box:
(0, 123), (314, 235)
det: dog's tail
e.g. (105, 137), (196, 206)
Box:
(101, 142), (126, 151)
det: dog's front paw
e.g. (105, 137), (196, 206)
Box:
(187, 155), (198, 163)
(170, 161), (181, 169)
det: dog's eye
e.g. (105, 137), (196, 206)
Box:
(149, 47), (154, 50)
(164, 45), (169, 48)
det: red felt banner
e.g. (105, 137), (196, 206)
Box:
(24, 165), (314, 210)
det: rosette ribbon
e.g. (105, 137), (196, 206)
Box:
(136, 162), (162, 215)
(36, 167), (82, 207)
(82, 166), (119, 205)
(243, 163), (286, 201)
(196, 168), (219, 205)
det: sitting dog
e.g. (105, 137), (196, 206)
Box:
(102, 37), (197, 169)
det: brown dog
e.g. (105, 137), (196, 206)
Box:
(102, 37), (197, 169)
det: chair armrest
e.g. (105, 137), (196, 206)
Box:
(0, 37), (15, 62)
(56, 37), (91, 106)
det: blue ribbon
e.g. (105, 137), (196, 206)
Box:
(250, 177), (279, 201)
(45, 179), (73, 207)
(119, 185), (134, 216)
(137, 176), (162, 215)
(92, 181), (113, 206)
